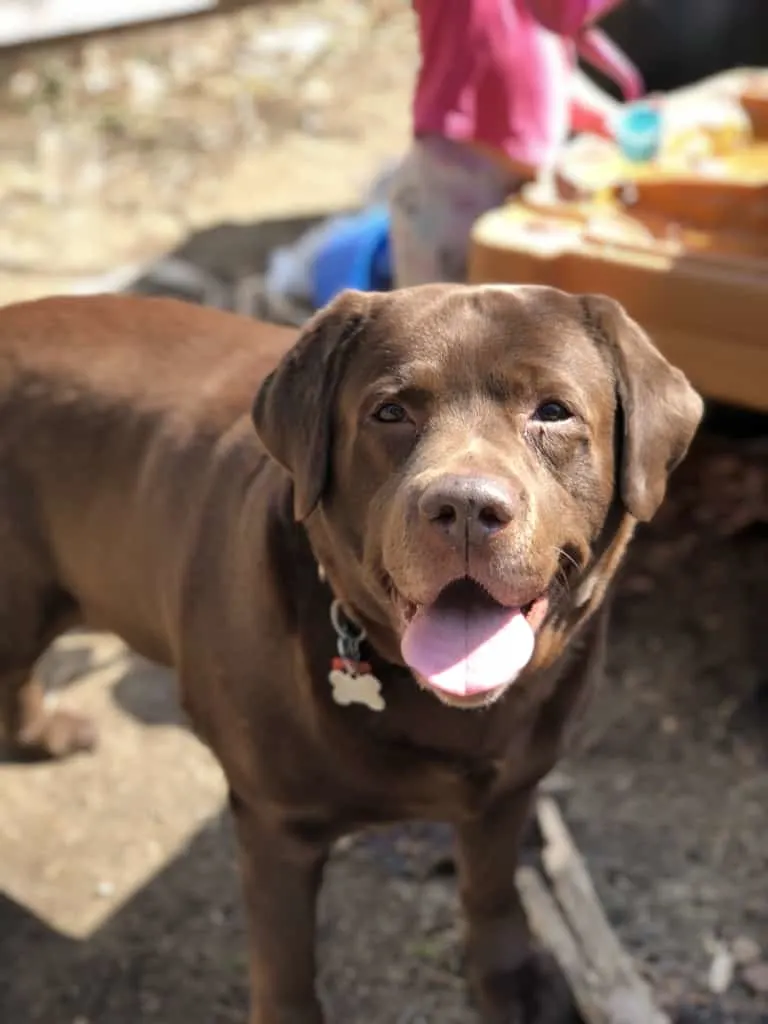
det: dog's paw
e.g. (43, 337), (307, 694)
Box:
(475, 950), (577, 1024)
(16, 707), (97, 761)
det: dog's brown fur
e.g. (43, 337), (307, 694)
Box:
(0, 285), (702, 1023)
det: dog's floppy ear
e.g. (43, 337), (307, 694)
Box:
(252, 289), (370, 522)
(580, 294), (704, 521)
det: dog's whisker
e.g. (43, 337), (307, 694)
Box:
(554, 546), (581, 574)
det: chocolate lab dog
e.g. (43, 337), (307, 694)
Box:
(0, 284), (702, 1023)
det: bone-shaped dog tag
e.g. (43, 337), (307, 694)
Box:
(328, 661), (385, 712)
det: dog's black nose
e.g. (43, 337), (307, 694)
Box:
(418, 474), (519, 545)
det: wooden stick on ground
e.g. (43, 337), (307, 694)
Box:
(515, 796), (671, 1024)
(516, 866), (615, 1024)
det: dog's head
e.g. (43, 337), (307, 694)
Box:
(253, 285), (702, 707)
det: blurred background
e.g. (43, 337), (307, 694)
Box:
(0, 2), (765, 1023)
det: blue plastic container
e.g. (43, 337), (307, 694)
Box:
(615, 102), (663, 163)
(310, 205), (392, 307)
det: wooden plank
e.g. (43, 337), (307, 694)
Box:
(517, 866), (614, 1024)
(537, 797), (671, 1024)
(515, 798), (672, 1024)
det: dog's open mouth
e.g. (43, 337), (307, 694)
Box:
(398, 577), (549, 700)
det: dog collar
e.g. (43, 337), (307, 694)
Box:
(328, 598), (385, 712)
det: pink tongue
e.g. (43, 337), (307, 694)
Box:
(401, 600), (535, 697)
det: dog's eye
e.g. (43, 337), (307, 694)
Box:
(372, 402), (409, 424)
(533, 401), (572, 423)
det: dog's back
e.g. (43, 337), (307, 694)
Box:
(0, 293), (294, 428)
(0, 294), (295, 756)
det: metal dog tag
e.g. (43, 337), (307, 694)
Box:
(328, 600), (385, 712)
(328, 659), (385, 712)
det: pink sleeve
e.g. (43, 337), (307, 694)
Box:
(526, 0), (624, 36)
(577, 26), (643, 100)
(525, 0), (644, 102)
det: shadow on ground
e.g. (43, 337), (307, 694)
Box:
(0, 811), (249, 1024)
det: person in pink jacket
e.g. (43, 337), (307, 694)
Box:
(389, 0), (642, 285)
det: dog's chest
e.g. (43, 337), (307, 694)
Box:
(319, 675), (537, 821)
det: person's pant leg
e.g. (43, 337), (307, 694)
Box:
(389, 137), (520, 288)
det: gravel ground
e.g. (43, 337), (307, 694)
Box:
(0, 4), (767, 1023)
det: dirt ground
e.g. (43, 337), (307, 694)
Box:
(0, 0), (416, 304)
(0, 4), (767, 1023)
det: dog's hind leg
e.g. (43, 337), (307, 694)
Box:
(0, 580), (94, 761)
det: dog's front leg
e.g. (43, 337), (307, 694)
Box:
(230, 792), (328, 1024)
(457, 787), (574, 1024)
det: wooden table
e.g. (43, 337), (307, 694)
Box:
(468, 78), (768, 413)
(469, 199), (768, 413)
